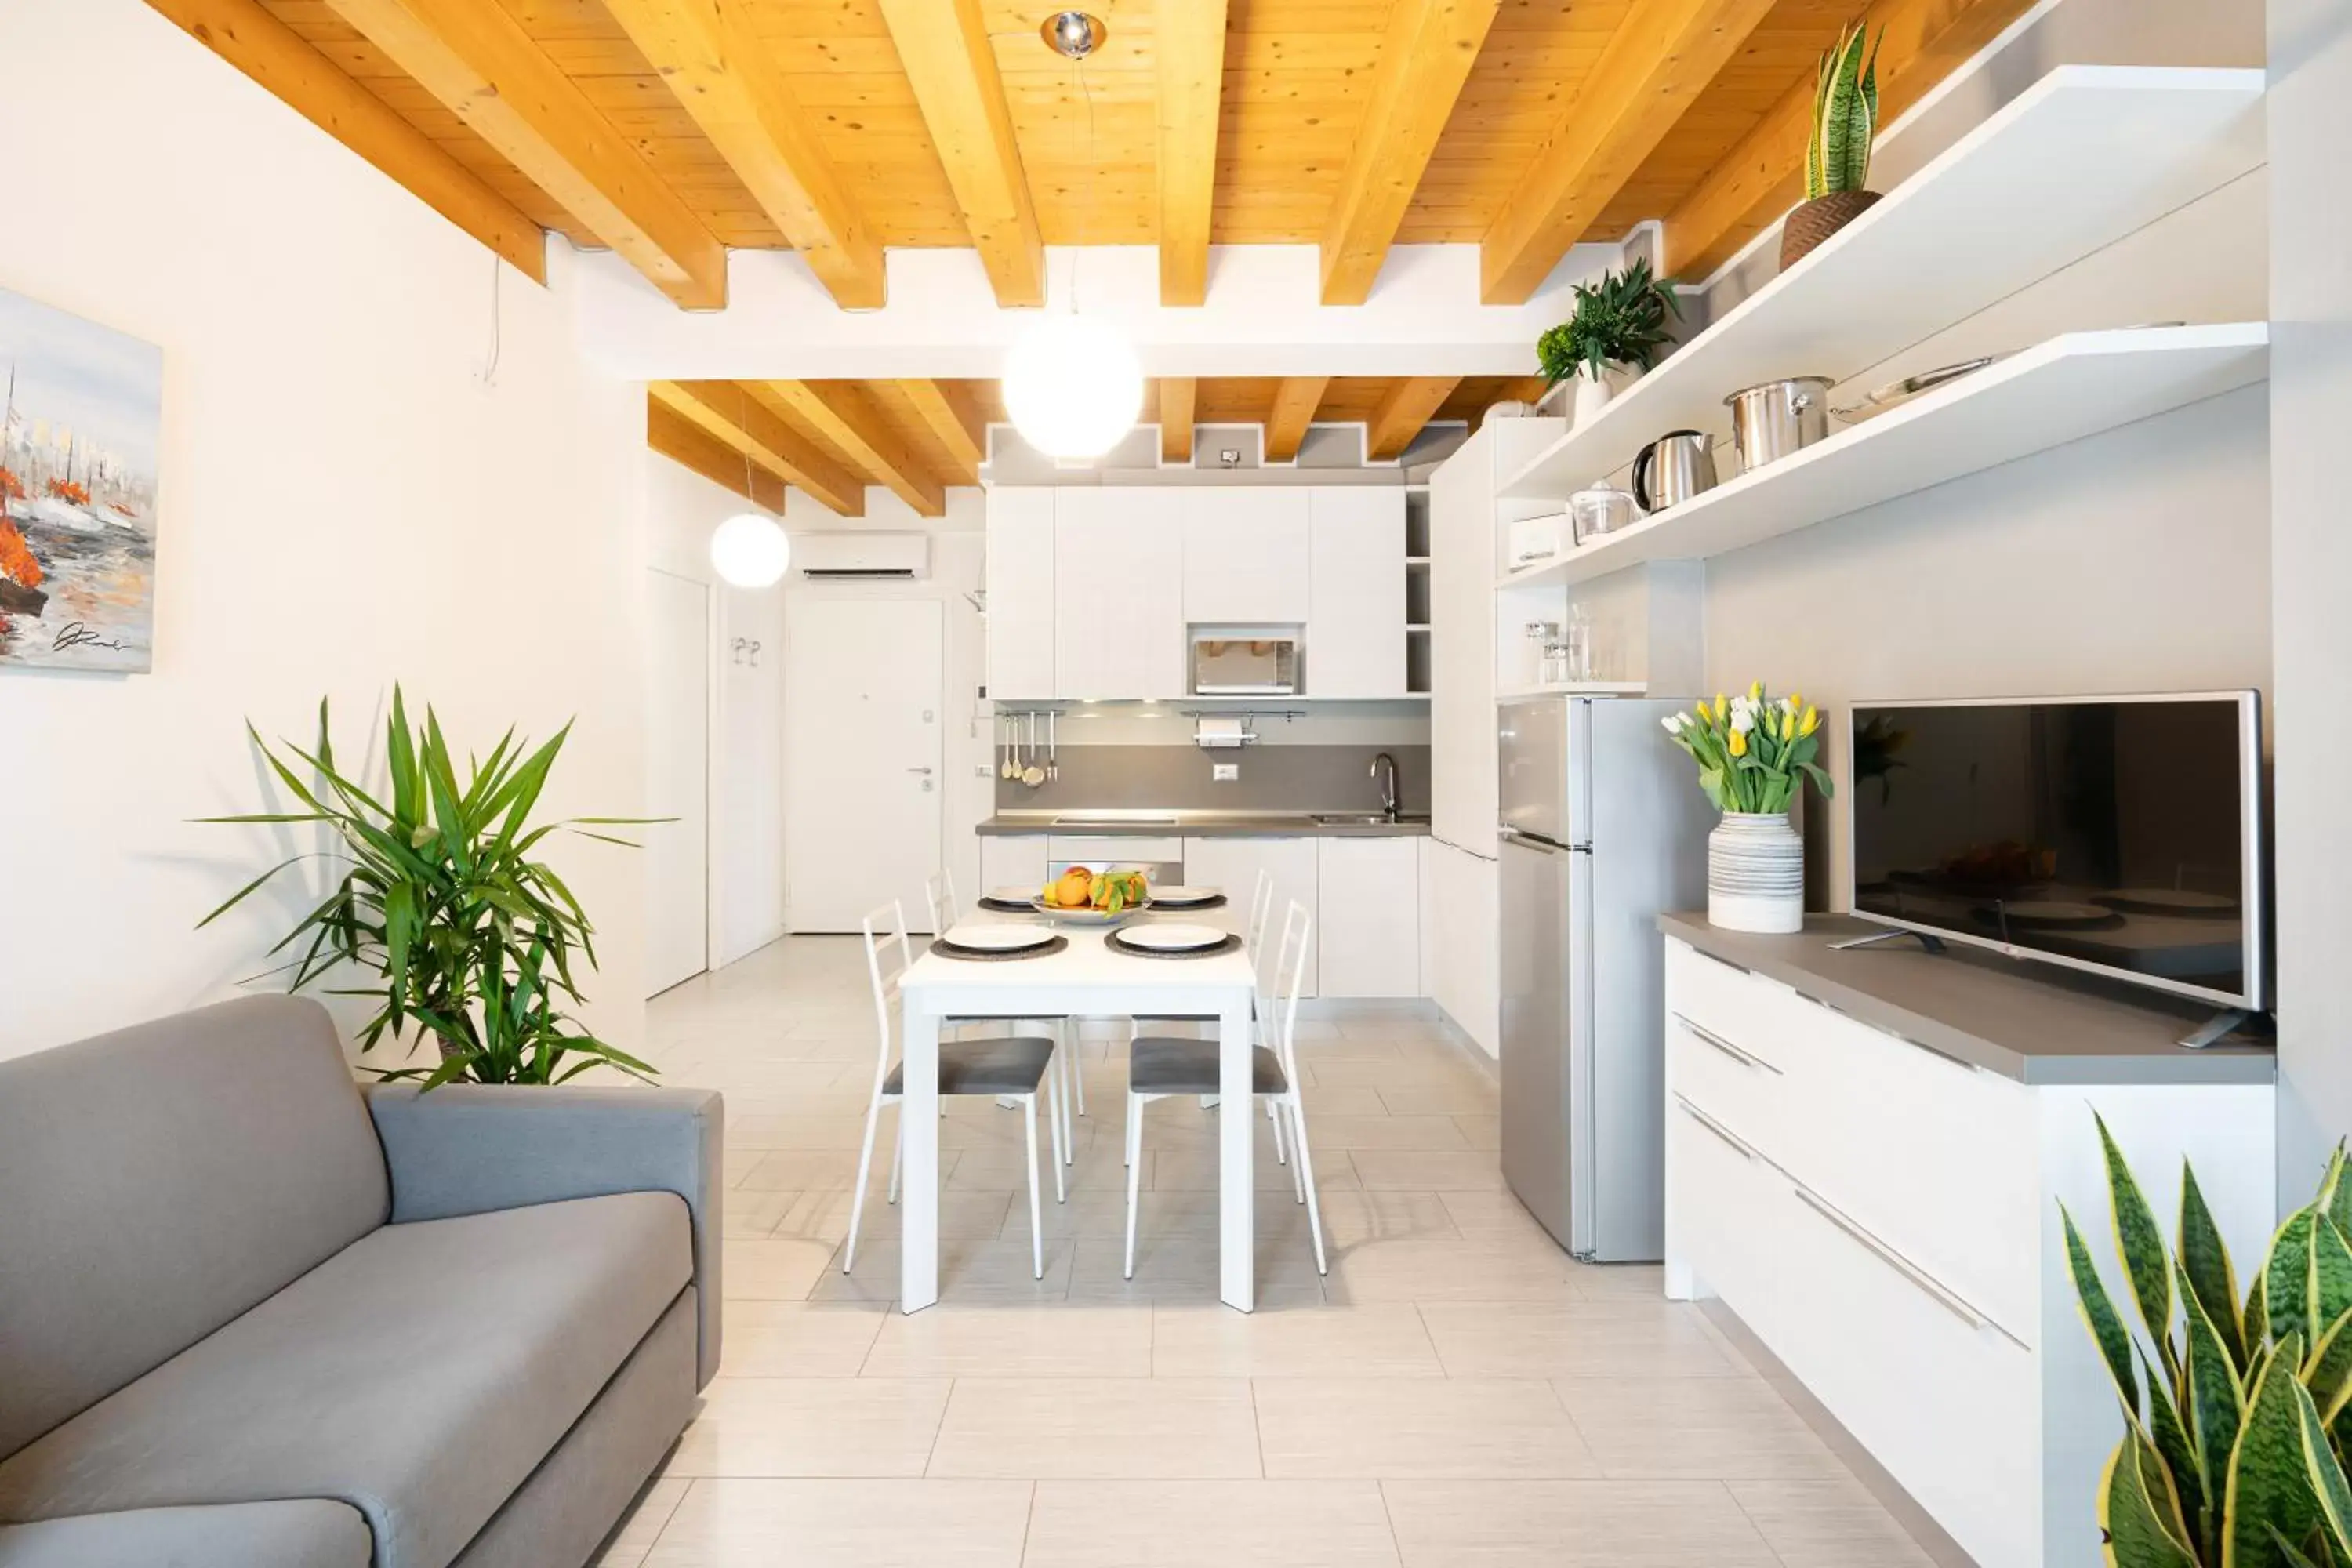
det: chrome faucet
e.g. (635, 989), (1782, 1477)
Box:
(1370, 752), (1400, 822)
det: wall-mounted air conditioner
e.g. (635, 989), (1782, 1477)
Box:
(793, 532), (929, 580)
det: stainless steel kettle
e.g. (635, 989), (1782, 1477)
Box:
(1630, 430), (1718, 514)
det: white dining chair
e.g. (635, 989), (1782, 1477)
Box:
(1123, 899), (1327, 1278)
(927, 865), (1082, 1156)
(1127, 868), (1284, 1159)
(846, 898), (1064, 1279)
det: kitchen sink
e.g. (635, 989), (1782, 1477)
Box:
(1307, 812), (1425, 826)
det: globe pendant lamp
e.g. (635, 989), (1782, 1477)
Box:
(1004, 12), (1142, 463)
(710, 511), (789, 588)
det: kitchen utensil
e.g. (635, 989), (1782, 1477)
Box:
(1116, 923), (1226, 953)
(1001, 715), (1017, 779)
(1724, 377), (1835, 474)
(1047, 710), (1058, 781)
(939, 923), (1057, 953)
(1830, 357), (2002, 423)
(1567, 485), (1637, 546)
(1629, 431), (1717, 514)
(1022, 713), (1046, 787)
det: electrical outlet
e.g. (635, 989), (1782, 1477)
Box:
(1212, 763), (1239, 782)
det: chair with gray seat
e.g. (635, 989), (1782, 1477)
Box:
(0, 994), (722, 1568)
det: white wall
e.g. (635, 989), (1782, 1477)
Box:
(0, 0), (648, 1062)
(643, 454), (786, 968)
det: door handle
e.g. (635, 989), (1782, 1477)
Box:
(1672, 1014), (1781, 1074)
(1674, 1095), (1759, 1162)
(906, 767), (934, 775)
(1789, 1184), (2013, 1341)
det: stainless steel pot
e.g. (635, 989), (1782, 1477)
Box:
(1630, 430), (1718, 514)
(1724, 377), (1835, 475)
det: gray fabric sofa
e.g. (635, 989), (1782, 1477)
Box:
(0, 995), (723, 1568)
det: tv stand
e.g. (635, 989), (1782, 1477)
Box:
(1826, 926), (1947, 955)
(2178, 1008), (2252, 1051)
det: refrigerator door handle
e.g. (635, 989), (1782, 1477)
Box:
(1566, 842), (1597, 1257)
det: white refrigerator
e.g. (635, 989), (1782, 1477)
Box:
(1497, 696), (1711, 1261)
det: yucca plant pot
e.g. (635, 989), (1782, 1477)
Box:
(1707, 811), (1803, 934)
(1780, 191), (1882, 270)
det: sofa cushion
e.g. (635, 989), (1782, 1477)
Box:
(0, 1501), (372, 1568)
(0, 996), (389, 1460)
(0, 1192), (691, 1568)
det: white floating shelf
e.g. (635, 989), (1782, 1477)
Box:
(1494, 324), (2267, 590)
(1497, 64), (2266, 504)
(1497, 681), (1650, 700)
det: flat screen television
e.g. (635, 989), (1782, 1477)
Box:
(1846, 693), (2263, 1012)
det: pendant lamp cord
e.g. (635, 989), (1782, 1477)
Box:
(1068, 46), (1098, 317)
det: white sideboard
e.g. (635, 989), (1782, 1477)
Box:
(1661, 929), (2275, 1568)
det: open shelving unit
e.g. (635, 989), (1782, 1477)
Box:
(1496, 64), (2267, 508)
(1496, 323), (2268, 590)
(1405, 486), (1433, 695)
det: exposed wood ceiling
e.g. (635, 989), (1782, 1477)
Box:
(167, 0), (2034, 313)
(645, 373), (1548, 511)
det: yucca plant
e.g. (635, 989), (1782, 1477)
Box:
(2063, 1115), (2352, 1566)
(198, 688), (657, 1087)
(1806, 21), (1882, 201)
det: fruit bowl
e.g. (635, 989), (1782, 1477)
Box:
(1027, 899), (1145, 926)
(1033, 867), (1149, 923)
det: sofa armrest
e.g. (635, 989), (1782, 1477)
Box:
(0, 1501), (373, 1568)
(363, 1084), (724, 1386)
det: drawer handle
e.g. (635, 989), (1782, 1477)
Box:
(1673, 1014), (1782, 1075)
(1791, 1185), (1994, 1335)
(1675, 1096), (1760, 1162)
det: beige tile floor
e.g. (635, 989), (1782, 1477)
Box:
(595, 936), (1933, 1567)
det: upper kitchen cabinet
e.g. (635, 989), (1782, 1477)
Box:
(1182, 488), (1311, 623)
(1308, 488), (1406, 699)
(1054, 487), (1186, 700)
(985, 487), (1057, 702)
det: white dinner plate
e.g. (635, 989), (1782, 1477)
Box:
(1118, 923), (1227, 952)
(989, 887), (1046, 905)
(1145, 886), (1219, 906)
(942, 924), (1056, 953)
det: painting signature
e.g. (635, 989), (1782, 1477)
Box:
(53, 621), (129, 654)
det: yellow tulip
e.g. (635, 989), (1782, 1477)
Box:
(1781, 710), (1796, 742)
(1801, 705), (1820, 736)
(1729, 729), (1748, 757)
(1715, 693), (1728, 722)
(1748, 679), (1762, 702)
(1788, 690), (1802, 710)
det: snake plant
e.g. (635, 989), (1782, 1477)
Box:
(2063, 1116), (2352, 1565)
(1805, 22), (1882, 201)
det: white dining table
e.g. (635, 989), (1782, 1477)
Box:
(896, 907), (1259, 1313)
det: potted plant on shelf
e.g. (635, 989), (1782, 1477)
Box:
(1662, 684), (1828, 934)
(199, 688), (659, 1087)
(1782, 20), (1882, 270)
(1535, 256), (1682, 427)
(2063, 1116), (2352, 1566)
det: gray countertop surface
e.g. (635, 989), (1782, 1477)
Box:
(1658, 913), (2274, 1087)
(979, 812), (1432, 839)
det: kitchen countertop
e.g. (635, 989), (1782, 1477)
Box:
(979, 812), (1432, 838)
(1659, 913), (2274, 1087)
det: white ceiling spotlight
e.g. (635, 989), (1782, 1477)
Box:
(1003, 12), (1142, 463)
(710, 512), (791, 588)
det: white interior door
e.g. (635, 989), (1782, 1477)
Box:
(644, 569), (712, 996)
(785, 596), (946, 932)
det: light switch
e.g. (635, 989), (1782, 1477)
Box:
(1212, 763), (1239, 782)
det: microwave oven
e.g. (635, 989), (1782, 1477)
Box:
(1190, 630), (1301, 695)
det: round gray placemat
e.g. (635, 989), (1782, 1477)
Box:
(976, 897), (1038, 913)
(1148, 894), (1229, 912)
(1105, 930), (1243, 960)
(929, 934), (1069, 962)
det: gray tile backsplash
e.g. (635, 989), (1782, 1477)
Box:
(995, 744), (1431, 815)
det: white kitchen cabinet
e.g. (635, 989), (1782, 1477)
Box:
(984, 487), (1056, 702)
(1182, 488), (1311, 624)
(1418, 837), (1498, 1054)
(978, 834), (1047, 898)
(1661, 938), (2277, 1568)
(1054, 487), (1185, 700)
(1308, 488), (1406, 698)
(1181, 836), (1319, 996)
(1316, 837), (1419, 997)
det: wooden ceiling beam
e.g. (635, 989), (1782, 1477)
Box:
(1479, 0), (1777, 304)
(1319, 0), (1504, 307)
(321, 0), (726, 309)
(874, 0), (1044, 308)
(1663, 0), (2040, 281)
(758, 381), (946, 517)
(898, 379), (988, 482)
(601, 0), (886, 309)
(1365, 376), (1463, 461)
(648, 398), (788, 509)
(650, 380), (866, 517)
(1160, 377), (1197, 463)
(1156, 0), (1230, 307)
(1265, 377), (1330, 463)
(146, 0), (545, 281)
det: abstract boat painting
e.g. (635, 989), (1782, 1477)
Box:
(0, 285), (162, 673)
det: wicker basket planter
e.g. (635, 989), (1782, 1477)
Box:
(1779, 190), (1882, 270)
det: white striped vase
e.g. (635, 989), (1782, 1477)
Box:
(1707, 811), (1803, 934)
